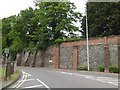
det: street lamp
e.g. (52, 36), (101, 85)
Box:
(85, 1), (90, 71)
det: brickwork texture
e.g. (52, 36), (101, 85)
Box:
(16, 35), (120, 72)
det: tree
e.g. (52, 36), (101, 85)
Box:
(2, 1), (82, 62)
(2, 7), (35, 60)
(29, 1), (82, 49)
(2, 15), (17, 48)
(81, 2), (120, 38)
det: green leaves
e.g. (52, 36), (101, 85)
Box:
(81, 2), (120, 38)
(31, 1), (82, 49)
(2, 1), (82, 55)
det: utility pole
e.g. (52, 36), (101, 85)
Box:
(86, 1), (90, 71)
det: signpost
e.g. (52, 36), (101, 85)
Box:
(4, 48), (9, 81)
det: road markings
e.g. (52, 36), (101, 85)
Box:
(73, 73), (118, 86)
(12, 71), (26, 88)
(37, 79), (51, 90)
(25, 72), (32, 77)
(60, 71), (118, 86)
(85, 76), (92, 79)
(61, 72), (73, 75)
(73, 73), (88, 77)
(16, 72), (28, 88)
(12, 71), (51, 89)
(24, 85), (43, 88)
(18, 79), (35, 82)
(12, 70), (32, 88)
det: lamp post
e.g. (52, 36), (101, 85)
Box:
(85, 1), (90, 71)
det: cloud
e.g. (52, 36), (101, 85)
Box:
(0, 0), (86, 19)
(0, 0), (35, 19)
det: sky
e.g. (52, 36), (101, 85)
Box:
(0, 0), (87, 19)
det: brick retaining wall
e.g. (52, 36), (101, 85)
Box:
(55, 35), (120, 71)
(16, 35), (120, 72)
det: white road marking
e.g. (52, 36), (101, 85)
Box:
(24, 85), (43, 88)
(26, 72), (32, 77)
(108, 82), (113, 83)
(37, 79), (51, 90)
(18, 79), (35, 82)
(73, 73), (88, 77)
(12, 71), (51, 89)
(95, 77), (118, 86)
(85, 76), (91, 79)
(61, 72), (73, 75)
(61, 72), (118, 86)
(12, 71), (32, 88)
(12, 71), (26, 88)
(16, 72), (28, 88)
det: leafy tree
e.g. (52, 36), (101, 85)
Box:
(81, 2), (120, 38)
(29, 1), (82, 49)
(2, 15), (17, 48)
(2, 1), (82, 62)
(2, 7), (35, 60)
(29, 1), (82, 67)
(14, 7), (35, 47)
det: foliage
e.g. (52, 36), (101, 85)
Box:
(81, 2), (120, 38)
(55, 38), (81, 44)
(0, 67), (6, 80)
(29, 1), (82, 49)
(2, 1), (82, 59)
(97, 65), (104, 72)
(77, 65), (88, 71)
(109, 65), (119, 73)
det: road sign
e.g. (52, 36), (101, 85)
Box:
(4, 48), (9, 54)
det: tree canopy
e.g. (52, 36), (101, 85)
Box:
(81, 2), (120, 38)
(2, 1), (82, 59)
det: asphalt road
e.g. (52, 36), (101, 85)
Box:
(8, 67), (118, 90)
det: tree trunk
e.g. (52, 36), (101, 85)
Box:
(32, 50), (38, 67)
(41, 50), (46, 67)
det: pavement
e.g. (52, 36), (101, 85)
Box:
(1, 70), (22, 90)
(5, 66), (119, 90)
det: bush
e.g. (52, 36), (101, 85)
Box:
(77, 65), (88, 71)
(109, 65), (119, 73)
(97, 65), (104, 72)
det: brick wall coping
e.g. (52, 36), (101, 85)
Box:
(60, 35), (120, 47)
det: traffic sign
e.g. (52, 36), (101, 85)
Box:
(4, 48), (9, 54)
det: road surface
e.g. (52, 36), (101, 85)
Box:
(8, 67), (118, 90)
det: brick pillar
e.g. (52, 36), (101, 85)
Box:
(72, 46), (78, 70)
(55, 47), (60, 69)
(104, 45), (110, 73)
(103, 37), (109, 73)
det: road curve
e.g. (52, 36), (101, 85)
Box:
(8, 66), (118, 90)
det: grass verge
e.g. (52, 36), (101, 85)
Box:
(0, 67), (6, 80)
(9, 70), (21, 80)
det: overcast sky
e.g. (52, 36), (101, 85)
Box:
(0, 0), (87, 19)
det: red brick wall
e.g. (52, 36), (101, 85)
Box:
(72, 46), (78, 70)
(54, 35), (120, 71)
(16, 35), (120, 72)
(60, 35), (120, 47)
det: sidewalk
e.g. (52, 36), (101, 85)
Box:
(1, 70), (22, 89)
